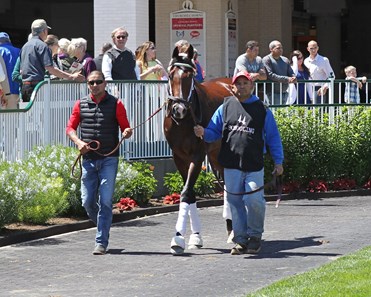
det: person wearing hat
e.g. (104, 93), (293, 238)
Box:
(194, 70), (284, 255)
(0, 31), (21, 109)
(193, 48), (205, 83)
(19, 19), (84, 102)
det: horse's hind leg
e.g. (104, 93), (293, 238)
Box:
(207, 145), (234, 243)
(188, 203), (203, 249)
(223, 191), (234, 243)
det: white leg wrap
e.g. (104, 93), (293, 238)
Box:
(222, 189), (232, 220)
(188, 233), (203, 249)
(188, 202), (201, 234)
(175, 202), (190, 236)
(170, 235), (185, 255)
(227, 230), (235, 244)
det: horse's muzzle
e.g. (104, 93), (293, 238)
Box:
(171, 102), (188, 119)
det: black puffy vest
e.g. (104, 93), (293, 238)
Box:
(106, 48), (137, 80)
(218, 96), (266, 171)
(80, 93), (119, 159)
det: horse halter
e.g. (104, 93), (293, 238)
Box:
(167, 62), (196, 122)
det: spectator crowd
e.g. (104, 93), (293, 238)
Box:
(0, 18), (367, 109)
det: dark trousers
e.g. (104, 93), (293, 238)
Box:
(21, 83), (38, 102)
(313, 86), (329, 104)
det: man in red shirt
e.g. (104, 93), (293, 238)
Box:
(66, 70), (132, 255)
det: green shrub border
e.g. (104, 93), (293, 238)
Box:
(0, 106), (370, 228)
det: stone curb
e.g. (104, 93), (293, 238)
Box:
(1, 189), (370, 247)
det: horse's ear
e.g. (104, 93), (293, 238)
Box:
(187, 44), (194, 60)
(172, 46), (179, 59)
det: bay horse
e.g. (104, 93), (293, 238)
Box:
(165, 44), (233, 255)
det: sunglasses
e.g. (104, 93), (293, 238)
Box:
(116, 35), (128, 40)
(87, 80), (104, 86)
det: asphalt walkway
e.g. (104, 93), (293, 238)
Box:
(1, 195), (370, 297)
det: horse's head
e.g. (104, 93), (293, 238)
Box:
(167, 44), (197, 120)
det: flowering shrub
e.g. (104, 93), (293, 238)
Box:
(331, 178), (357, 191)
(0, 163), (18, 228)
(306, 179), (329, 193)
(0, 146), (71, 226)
(194, 166), (217, 197)
(163, 166), (217, 197)
(363, 179), (371, 189)
(163, 171), (184, 194)
(25, 145), (84, 216)
(163, 193), (180, 204)
(115, 197), (138, 211)
(114, 160), (157, 206)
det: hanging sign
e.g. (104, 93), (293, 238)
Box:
(170, 1), (206, 71)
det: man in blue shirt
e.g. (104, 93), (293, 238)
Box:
(20, 19), (84, 102)
(194, 70), (284, 255)
(0, 32), (20, 108)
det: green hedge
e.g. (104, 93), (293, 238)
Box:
(0, 106), (370, 228)
(272, 106), (371, 187)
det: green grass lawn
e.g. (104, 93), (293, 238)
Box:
(246, 246), (371, 297)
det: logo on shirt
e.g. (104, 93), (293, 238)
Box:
(228, 115), (255, 134)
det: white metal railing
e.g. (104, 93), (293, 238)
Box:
(0, 79), (171, 162)
(258, 78), (370, 106)
(1, 78), (370, 162)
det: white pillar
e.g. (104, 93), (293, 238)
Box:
(94, 0), (148, 57)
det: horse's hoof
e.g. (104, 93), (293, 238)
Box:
(171, 245), (185, 255)
(170, 235), (185, 255)
(188, 245), (201, 250)
(188, 233), (203, 249)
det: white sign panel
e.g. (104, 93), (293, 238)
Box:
(170, 7), (206, 72)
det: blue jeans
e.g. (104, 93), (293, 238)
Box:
(224, 168), (265, 246)
(81, 157), (119, 248)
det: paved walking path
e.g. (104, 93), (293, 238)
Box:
(1, 195), (370, 297)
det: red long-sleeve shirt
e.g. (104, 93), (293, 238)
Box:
(66, 93), (131, 135)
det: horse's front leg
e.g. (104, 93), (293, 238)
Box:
(171, 156), (204, 255)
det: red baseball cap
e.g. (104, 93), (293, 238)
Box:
(232, 70), (252, 84)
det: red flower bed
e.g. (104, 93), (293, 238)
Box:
(163, 193), (180, 205)
(363, 180), (371, 189)
(306, 179), (329, 193)
(331, 178), (357, 191)
(115, 197), (138, 211)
